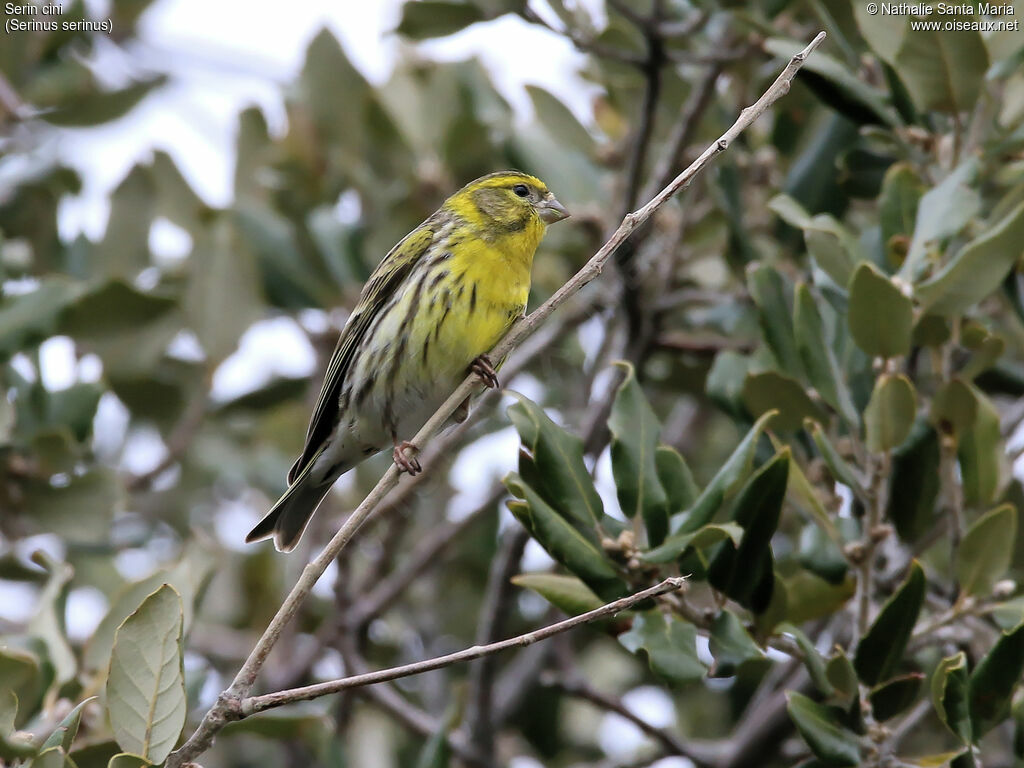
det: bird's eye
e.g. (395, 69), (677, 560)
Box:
(513, 184), (529, 198)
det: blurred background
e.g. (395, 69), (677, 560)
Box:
(3, 0), (1024, 766)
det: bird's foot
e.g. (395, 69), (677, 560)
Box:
(470, 354), (499, 389)
(453, 395), (471, 424)
(393, 440), (422, 475)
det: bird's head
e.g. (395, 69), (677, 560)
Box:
(448, 171), (570, 232)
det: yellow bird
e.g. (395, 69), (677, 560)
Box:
(246, 171), (569, 551)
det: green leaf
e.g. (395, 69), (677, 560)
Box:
(870, 674), (923, 721)
(794, 283), (858, 425)
(643, 523), (743, 564)
(608, 362), (669, 545)
(41, 697), (95, 752)
(854, 4), (907, 63)
(929, 378), (978, 439)
(894, 17), (988, 114)
(854, 561), (925, 686)
(709, 610), (764, 677)
(30, 745), (75, 768)
(706, 350), (752, 417)
(44, 383), (103, 444)
(25, 469), (122, 545)
(708, 450), (789, 613)
(864, 374), (917, 453)
(900, 161), (981, 281)
(507, 395), (603, 537)
(59, 279), (178, 342)
(0, 647), (40, 729)
(106, 755), (151, 768)
(655, 445), (699, 514)
(786, 692), (862, 767)
(0, 278), (85, 364)
(784, 569), (857, 625)
(960, 334), (1005, 381)
(27, 551), (75, 685)
(94, 165), (154, 280)
(799, 524), (848, 585)
(913, 315), (951, 347)
(619, 611), (706, 686)
(85, 573), (176, 674)
(395, 1), (484, 39)
(959, 389), (1005, 506)
(781, 624), (834, 698)
(185, 214), (261, 363)
(235, 203), (331, 310)
(505, 476), (625, 602)
(847, 262), (913, 358)
(510, 574), (603, 617)
(676, 410), (777, 534)
(916, 201), (1024, 316)
(887, 419), (940, 543)
(779, 435), (844, 546)
(0, 688), (36, 761)
(526, 85), (594, 152)
(807, 421), (866, 496)
(826, 649), (859, 708)
(957, 504), (1017, 598)
(747, 263), (802, 375)
(41, 77), (167, 127)
(105, 585), (186, 764)
(764, 38), (897, 127)
(969, 622), (1024, 739)
(878, 163), (924, 266)
(741, 370), (823, 433)
(932, 652), (971, 744)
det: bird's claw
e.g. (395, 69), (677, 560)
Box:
(393, 440), (422, 475)
(471, 355), (500, 389)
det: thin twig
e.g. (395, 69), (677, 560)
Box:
(545, 674), (720, 766)
(242, 577), (687, 715)
(335, 632), (490, 768)
(644, 61), (726, 201)
(164, 32), (826, 767)
(347, 485), (505, 627)
(519, 7), (645, 66)
(465, 527), (531, 758)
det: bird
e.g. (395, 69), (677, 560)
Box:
(246, 171), (570, 551)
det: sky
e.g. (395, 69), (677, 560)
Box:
(56, 0), (603, 238)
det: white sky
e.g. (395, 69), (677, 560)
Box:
(56, 0), (603, 238)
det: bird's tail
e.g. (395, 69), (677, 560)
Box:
(246, 460), (335, 552)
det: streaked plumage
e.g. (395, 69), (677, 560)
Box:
(246, 171), (569, 551)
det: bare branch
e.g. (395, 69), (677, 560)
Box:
(164, 31), (826, 767)
(465, 527), (531, 757)
(335, 633), (490, 768)
(241, 577), (687, 715)
(347, 484), (505, 626)
(545, 674), (721, 766)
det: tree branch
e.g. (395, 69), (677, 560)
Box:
(465, 527), (531, 758)
(164, 31), (826, 767)
(242, 577), (687, 715)
(544, 674), (721, 766)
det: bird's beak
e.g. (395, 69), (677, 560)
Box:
(538, 196), (570, 224)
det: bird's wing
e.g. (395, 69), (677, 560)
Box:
(287, 223), (437, 483)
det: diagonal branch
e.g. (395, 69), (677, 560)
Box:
(241, 577), (687, 715)
(164, 30), (826, 768)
